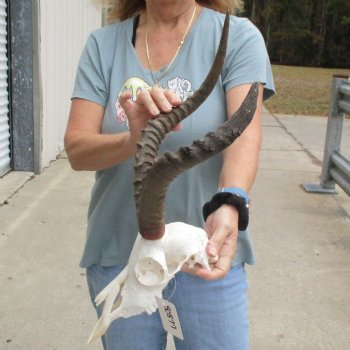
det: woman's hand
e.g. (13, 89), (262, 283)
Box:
(118, 86), (182, 143)
(182, 204), (239, 280)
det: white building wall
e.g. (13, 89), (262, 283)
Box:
(39, 0), (101, 169)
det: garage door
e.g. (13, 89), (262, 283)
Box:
(0, 0), (10, 177)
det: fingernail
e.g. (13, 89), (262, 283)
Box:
(209, 255), (219, 264)
(163, 103), (172, 112)
(208, 245), (217, 258)
(151, 106), (160, 115)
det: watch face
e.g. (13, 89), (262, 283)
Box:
(219, 187), (250, 205)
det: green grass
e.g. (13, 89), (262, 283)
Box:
(265, 65), (350, 116)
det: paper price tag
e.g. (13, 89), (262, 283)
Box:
(155, 296), (184, 340)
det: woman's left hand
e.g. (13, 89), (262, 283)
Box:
(182, 204), (239, 280)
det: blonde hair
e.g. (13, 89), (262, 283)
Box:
(96, 0), (240, 22)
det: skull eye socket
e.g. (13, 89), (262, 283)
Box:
(135, 257), (166, 286)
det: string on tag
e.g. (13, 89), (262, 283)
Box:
(163, 277), (177, 301)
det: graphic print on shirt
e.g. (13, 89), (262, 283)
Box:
(115, 76), (194, 128)
(115, 77), (151, 128)
(167, 77), (193, 101)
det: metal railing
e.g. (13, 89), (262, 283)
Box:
(303, 77), (350, 196)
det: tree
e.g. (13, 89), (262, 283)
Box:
(240, 0), (350, 68)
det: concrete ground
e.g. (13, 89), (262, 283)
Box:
(0, 110), (349, 350)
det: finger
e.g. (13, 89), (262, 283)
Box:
(181, 250), (232, 281)
(206, 224), (230, 260)
(180, 262), (206, 278)
(164, 89), (182, 106)
(181, 263), (211, 278)
(136, 89), (160, 116)
(208, 254), (219, 264)
(118, 91), (133, 111)
(171, 123), (182, 131)
(199, 228), (237, 280)
(181, 260), (226, 280)
(197, 245), (235, 281)
(164, 90), (182, 130)
(149, 86), (173, 113)
(195, 265), (227, 281)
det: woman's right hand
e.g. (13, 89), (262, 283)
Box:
(118, 86), (182, 143)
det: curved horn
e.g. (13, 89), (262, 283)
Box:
(134, 13), (256, 239)
(137, 83), (259, 238)
(134, 13), (230, 213)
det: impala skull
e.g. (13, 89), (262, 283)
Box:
(88, 12), (259, 343)
(88, 223), (210, 343)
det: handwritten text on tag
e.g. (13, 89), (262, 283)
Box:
(155, 297), (184, 340)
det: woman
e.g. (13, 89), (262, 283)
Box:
(65, 0), (274, 349)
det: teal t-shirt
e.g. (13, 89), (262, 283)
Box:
(72, 8), (275, 268)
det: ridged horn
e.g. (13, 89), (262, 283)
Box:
(136, 83), (259, 238)
(134, 13), (248, 239)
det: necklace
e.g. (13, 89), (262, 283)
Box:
(145, 4), (197, 86)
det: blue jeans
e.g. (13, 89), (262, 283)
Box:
(86, 263), (249, 350)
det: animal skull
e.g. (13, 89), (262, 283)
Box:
(88, 222), (210, 343)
